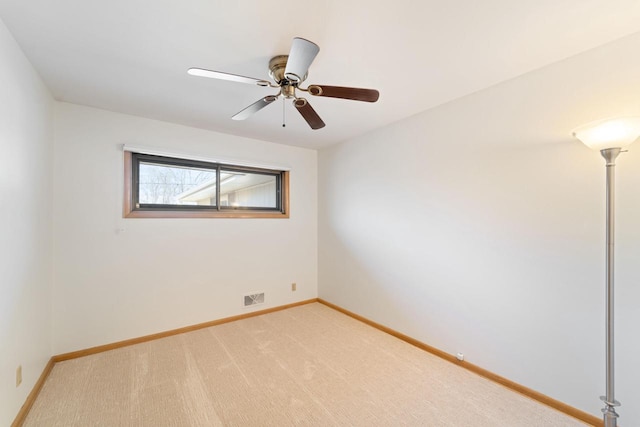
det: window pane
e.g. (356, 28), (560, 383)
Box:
(139, 162), (217, 206)
(219, 170), (277, 208)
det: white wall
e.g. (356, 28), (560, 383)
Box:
(52, 103), (317, 354)
(319, 32), (640, 422)
(0, 18), (53, 426)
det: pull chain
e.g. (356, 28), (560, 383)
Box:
(282, 97), (286, 127)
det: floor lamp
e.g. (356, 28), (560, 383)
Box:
(572, 117), (640, 427)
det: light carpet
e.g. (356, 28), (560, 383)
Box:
(24, 303), (589, 426)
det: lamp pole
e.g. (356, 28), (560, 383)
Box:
(572, 116), (640, 427)
(600, 148), (621, 427)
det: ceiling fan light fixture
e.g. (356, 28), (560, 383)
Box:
(283, 37), (320, 85)
(285, 72), (302, 83)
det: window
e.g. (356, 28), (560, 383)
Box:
(124, 152), (289, 218)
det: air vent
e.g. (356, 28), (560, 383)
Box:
(243, 292), (265, 307)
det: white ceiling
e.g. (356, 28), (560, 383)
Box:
(2, 1), (640, 149)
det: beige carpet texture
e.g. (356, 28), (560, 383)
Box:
(24, 303), (589, 426)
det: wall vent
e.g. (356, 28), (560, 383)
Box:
(243, 292), (265, 307)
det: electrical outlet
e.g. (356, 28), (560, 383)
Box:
(16, 365), (22, 387)
(291, 282), (297, 291)
(456, 352), (464, 362)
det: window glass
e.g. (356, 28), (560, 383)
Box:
(139, 162), (217, 206)
(220, 170), (277, 209)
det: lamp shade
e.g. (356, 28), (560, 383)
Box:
(572, 117), (640, 151)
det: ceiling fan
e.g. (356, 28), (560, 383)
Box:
(188, 37), (380, 130)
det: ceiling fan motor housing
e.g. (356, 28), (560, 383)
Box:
(268, 55), (307, 85)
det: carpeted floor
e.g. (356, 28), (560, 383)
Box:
(24, 303), (589, 426)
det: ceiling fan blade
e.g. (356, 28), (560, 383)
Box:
(293, 98), (325, 130)
(307, 85), (379, 102)
(232, 96), (278, 120)
(284, 38), (320, 83)
(188, 68), (270, 86)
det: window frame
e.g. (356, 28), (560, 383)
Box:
(123, 151), (289, 219)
